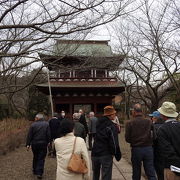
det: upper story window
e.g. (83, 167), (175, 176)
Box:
(76, 70), (91, 78)
(60, 72), (70, 78)
(96, 70), (106, 78)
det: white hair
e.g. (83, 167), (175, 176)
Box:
(35, 113), (44, 119)
(89, 111), (94, 116)
(73, 113), (80, 120)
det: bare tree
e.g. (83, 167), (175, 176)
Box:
(0, 0), (135, 91)
(111, 0), (180, 112)
(0, 0), (136, 116)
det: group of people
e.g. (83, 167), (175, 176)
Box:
(26, 106), (121, 180)
(125, 101), (180, 180)
(26, 101), (180, 180)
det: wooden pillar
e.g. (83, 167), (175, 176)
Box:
(105, 70), (108, 78)
(94, 69), (96, 78)
(70, 104), (73, 118)
(91, 69), (93, 78)
(73, 70), (75, 78)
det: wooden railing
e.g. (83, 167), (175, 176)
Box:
(49, 77), (117, 82)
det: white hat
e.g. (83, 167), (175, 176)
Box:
(158, 102), (178, 118)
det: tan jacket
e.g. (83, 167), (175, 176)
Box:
(54, 133), (90, 180)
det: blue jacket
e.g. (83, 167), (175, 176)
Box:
(26, 119), (51, 146)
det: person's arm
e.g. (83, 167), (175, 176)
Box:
(88, 119), (92, 133)
(46, 124), (51, 144)
(80, 138), (90, 179)
(115, 116), (120, 125)
(151, 123), (157, 141)
(82, 126), (86, 141)
(26, 125), (33, 148)
(107, 125), (121, 161)
(125, 121), (131, 143)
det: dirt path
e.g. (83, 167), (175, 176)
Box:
(0, 145), (56, 180)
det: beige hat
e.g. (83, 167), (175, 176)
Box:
(104, 106), (116, 116)
(158, 101), (178, 118)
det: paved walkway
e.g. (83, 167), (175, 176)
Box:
(89, 151), (146, 180)
(111, 157), (146, 180)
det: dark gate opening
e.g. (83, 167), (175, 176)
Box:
(55, 104), (70, 113)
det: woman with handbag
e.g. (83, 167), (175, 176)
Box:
(54, 119), (90, 180)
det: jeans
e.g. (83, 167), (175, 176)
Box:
(31, 143), (47, 176)
(131, 146), (157, 180)
(92, 155), (113, 180)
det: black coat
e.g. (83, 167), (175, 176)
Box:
(92, 116), (121, 161)
(156, 120), (180, 171)
(153, 122), (164, 175)
(79, 114), (88, 135)
(49, 117), (62, 140)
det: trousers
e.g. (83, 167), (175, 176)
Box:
(131, 146), (157, 180)
(31, 143), (47, 176)
(92, 155), (113, 180)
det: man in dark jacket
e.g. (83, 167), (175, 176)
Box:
(149, 111), (164, 180)
(88, 111), (98, 150)
(26, 113), (51, 179)
(92, 105), (121, 180)
(48, 112), (62, 157)
(59, 110), (66, 121)
(49, 112), (62, 140)
(156, 101), (180, 180)
(125, 103), (156, 180)
(79, 109), (88, 140)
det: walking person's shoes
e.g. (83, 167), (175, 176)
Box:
(37, 175), (43, 179)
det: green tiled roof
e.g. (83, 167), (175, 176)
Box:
(54, 40), (113, 57)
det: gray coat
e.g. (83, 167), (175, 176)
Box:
(74, 121), (86, 141)
(88, 117), (98, 134)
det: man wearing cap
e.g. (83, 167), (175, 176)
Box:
(91, 105), (121, 180)
(149, 111), (162, 124)
(156, 101), (180, 180)
(125, 103), (157, 180)
(149, 111), (164, 180)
